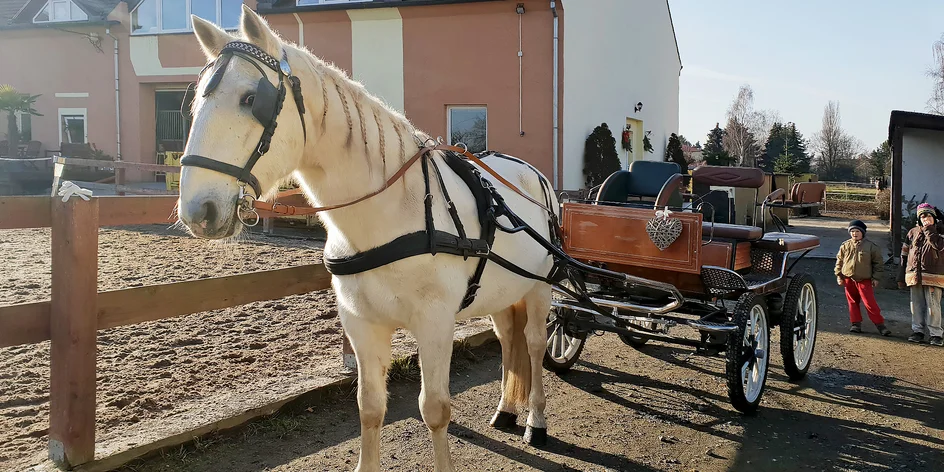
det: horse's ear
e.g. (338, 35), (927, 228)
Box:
(239, 4), (281, 57)
(192, 15), (235, 58)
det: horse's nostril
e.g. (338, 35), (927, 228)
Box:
(202, 201), (218, 224)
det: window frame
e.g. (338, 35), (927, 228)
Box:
(130, 0), (241, 35)
(32, 0), (89, 23)
(58, 108), (88, 145)
(446, 105), (488, 152)
(15, 112), (33, 142)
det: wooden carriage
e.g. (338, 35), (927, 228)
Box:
(544, 162), (821, 414)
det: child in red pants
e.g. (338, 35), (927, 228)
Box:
(835, 220), (891, 335)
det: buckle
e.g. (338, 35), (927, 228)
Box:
(473, 241), (490, 256)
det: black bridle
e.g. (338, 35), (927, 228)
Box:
(180, 41), (307, 198)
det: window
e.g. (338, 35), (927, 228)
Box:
(16, 113), (32, 142)
(131, 0), (242, 34)
(33, 0), (88, 23)
(297, 0), (372, 6)
(58, 108), (87, 145)
(447, 106), (487, 153)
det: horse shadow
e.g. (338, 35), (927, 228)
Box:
(561, 354), (943, 472)
(117, 342), (663, 472)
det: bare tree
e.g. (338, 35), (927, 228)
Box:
(929, 33), (944, 115)
(813, 101), (863, 179)
(724, 85), (756, 166)
(723, 118), (759, 167)
(750, 109), (782, 149)
(723, 85), (781, 166)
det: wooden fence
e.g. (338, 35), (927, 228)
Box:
(0, 195), (351, 470)
(51, 156), (318, 234)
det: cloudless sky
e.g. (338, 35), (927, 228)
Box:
(671, 0), (944, 152)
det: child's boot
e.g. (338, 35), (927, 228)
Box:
(849, 322), (862, 333)
(876, 324), (891, 336)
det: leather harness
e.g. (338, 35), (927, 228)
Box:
(178, 41), (573, 310)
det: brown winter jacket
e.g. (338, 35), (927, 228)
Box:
(835, 238), (883, 282)
(898, 222), (944, 288)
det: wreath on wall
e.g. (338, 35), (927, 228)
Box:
(643, 130), (654, 153)
(621, 126), (633, 152)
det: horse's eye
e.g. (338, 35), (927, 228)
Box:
(241, 94), (255, 106)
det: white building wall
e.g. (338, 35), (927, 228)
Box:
(561, 0), (681, 190)
(901, 129), (944, 209)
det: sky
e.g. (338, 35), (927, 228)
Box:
(671, 0), (944, 152)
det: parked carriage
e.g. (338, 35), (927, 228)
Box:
(543, 162), (820, 413)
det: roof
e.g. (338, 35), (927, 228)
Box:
(888, 110), (944, 145)
(666, 0), (682, 73)
(258, 0), (503, 14)
(1, 0), (119, 27)
(0, 0), (26, 25)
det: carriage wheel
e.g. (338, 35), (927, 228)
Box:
(543, 307), (587, 373)
(779, 273), (818, 381)
(725, 293), (770, 414)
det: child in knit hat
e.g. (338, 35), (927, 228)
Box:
(836, 219), (890, 335)
(899, 203), (944, 346)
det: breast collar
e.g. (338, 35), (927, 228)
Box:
(179, 40), (307, 198)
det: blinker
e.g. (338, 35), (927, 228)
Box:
(252, 76), (279, 125)
(203, 54), (232, 97)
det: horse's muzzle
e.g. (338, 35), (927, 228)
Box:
(179, 196), (236, 239)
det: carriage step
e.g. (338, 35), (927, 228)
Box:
(688, 320), (738, 333)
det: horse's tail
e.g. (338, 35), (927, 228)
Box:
(505, 299), (532, 409)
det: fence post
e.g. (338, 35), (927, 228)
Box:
(48, 197), (99, 468)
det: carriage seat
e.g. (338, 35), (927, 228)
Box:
(752, 232), (820, 252)
(703, 222), (763, 241)
(595, 161), (683, 208)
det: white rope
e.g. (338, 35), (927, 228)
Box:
(57, 181), (93, 202)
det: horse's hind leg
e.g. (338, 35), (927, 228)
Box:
(411, 315), (457, 472)
(488, 306), (520, 429)
(522, 283), (553, 446)
(340, 312), (395, 472)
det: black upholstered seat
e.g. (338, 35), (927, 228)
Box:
(595, 161), (683, 208)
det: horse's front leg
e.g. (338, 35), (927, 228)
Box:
(523, 284), (553, 446)
(411, 314), (457, 472)
(341, 311), (395, 472)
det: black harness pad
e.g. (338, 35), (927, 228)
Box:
(441, 150), (492, 227)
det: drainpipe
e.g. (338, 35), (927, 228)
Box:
(293, 13), (304, 47)
(551, 1), (559, 189)
(106, 27), (120, 162)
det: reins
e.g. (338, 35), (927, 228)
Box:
(244, 143), (556, 222)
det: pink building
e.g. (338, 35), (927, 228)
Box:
(0, 0), (680, 189)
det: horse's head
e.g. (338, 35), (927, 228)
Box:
(178, 5), (307, 239)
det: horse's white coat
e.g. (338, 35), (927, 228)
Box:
(178, 7), (558, 471)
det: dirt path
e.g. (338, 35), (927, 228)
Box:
(0, 225), (490, 471)
(115, 258), (943, 472)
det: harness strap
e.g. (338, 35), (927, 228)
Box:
(252, 144), (435, 215)
(324, 230), (490, 275)
(180, 154), (263, 197)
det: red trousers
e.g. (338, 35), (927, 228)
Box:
(844, 278), (884, 324)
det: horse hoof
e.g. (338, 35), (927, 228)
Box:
(489, 411), (518, 429)
(523, 426), (548, 447)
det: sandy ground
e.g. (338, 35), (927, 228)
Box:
(0, 225), (490, 471)
(114, 257), (944, 472)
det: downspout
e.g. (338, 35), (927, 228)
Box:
(106, 27), (120, 162)
(293, 13), (304, 47)
(551, 1), (559, 189)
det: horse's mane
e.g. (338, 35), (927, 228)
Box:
(284, 42), (432, 164)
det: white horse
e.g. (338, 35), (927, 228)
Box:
(178, 7), (559, 471)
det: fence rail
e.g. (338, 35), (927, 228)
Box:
(0, 195), (346, 470)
